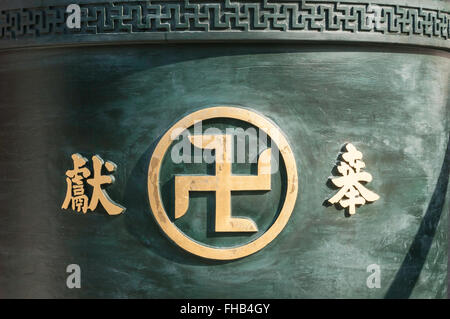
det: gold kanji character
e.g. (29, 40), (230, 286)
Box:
(86, 155), (125, 215)
(328, 143), (379, 215)
(62, 153), (91, 213)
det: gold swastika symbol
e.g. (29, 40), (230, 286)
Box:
(175, 134), (271, 232)
(148, 106), (298, 260)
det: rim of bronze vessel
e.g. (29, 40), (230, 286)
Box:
(0, 0), (448, 51)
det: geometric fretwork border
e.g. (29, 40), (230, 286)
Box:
(1, 1), (449, 43)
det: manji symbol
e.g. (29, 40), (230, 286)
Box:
(62, 153), (125, 215)
(327, 143), (379, 215)
(175, 134), (271, 232)
(148, 106), (298, 260)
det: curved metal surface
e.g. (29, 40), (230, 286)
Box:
(0, 0), (449, 51)
(0, 43), (448, 298)
(0, 0), (448, 300)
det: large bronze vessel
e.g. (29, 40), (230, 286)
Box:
(0, 0), (448, 298)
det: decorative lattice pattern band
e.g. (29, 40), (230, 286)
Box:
(1, 0), (449, 43)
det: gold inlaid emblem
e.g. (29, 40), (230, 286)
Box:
(148, 106), (298, 260)
(175, 134), (271, 232)
(62, 153), (125, 215)
(327, 143), (379, 215)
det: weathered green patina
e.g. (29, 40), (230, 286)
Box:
(0, 0), (448, 298)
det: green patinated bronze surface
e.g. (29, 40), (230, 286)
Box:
(0, 0), (448, 298)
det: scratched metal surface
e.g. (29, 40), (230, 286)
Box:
(0, 43), (448, 298)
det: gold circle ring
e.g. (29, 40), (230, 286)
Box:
(148, 106), (298, 260)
